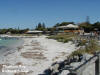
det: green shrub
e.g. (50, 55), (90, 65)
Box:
(70, 49), (86, 57)
(63, 38), (72, 43)
(47, 34), (73, 43)
(70, 39), (100, 57)
(57, 39), (63, 42)
(85, 39), (100, 54)
(77, 39), (87, 46)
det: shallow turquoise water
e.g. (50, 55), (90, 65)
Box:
(0, 37), (24, 49)
(0, 38), (18, 46)
(0, 37), (24, 60)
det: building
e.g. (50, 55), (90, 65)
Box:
(56, 24), (80, 33)
(26, 30), (43, 35)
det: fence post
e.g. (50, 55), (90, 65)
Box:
(95, 54), (100, 75)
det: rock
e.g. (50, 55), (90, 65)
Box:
(82, 53), (93, 61)
(78, 54), (83, 62)
(50, 64), (59, 74)
(64, 60), (70, 65)
(64, 65), (73, 70)
(44, 68), (52, 75)
(73, 56), (79, 62)
(60, 70), (70, 75)
(58, 61), (65, 70)
(70, 62), (81, 69)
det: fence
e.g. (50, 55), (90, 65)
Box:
(68, 52), (100, 75)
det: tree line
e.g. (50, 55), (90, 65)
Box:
(0, 21), (100, 34)
(33, 21), (100, 33)
(0, 28), (29, 34)
(79, 21), (100, 32)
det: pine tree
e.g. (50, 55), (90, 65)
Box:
(42, 23), (45, 29)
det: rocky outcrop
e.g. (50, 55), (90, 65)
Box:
(41, 53), (93, 75)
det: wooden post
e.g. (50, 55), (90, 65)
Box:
(95, 54), (100, 75)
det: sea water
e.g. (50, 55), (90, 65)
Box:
(0, 37), (24, 56)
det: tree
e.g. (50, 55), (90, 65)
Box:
(79, 22), (93, 32)
(42, 23), (46, 29)
(54, 23), (60, 27)
(37, 22), (42, 29)
(60, 22), (74, 26)
(35, 22), (46, 31)
(92, 22), (100, 30)
(35, 22), (42, 30)
(54, 22), (74, 27)
(0, 28), (29, 34)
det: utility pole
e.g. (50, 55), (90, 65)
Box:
(86, 16), (90, 23)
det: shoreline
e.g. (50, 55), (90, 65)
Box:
(0, 36), (78, 75)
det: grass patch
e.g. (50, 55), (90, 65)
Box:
(77, 39), (87, 46)
(47, 33), (76, 43)
(48, 34), (100, 57)
(70, 39), (100, 57)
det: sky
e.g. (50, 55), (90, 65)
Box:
(0, 0), (100, 29)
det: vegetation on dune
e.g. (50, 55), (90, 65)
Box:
(70, 39), (100, 57)
(48, 33), (100, 57)
(47, 33), (76, 43)
(76, 39), (88, 46)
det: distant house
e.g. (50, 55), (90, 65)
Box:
(56, 24), (80, 33)
(26, 30), (43, 35)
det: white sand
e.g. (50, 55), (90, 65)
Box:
(0, 36), (78, 75)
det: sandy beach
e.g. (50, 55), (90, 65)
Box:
(0, 36), (78, 75)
